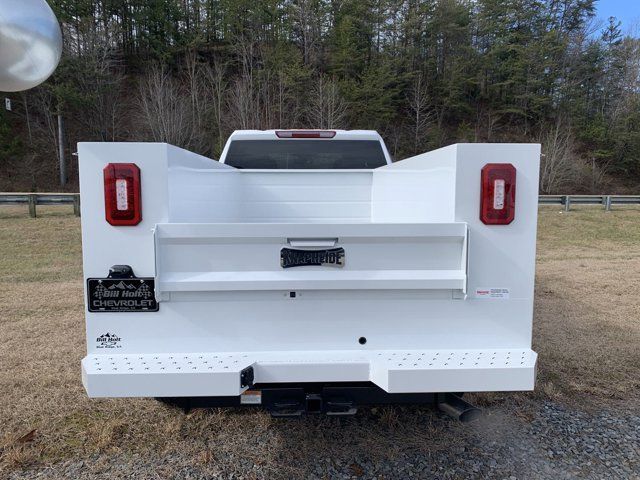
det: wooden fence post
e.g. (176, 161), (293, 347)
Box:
(73, 194), (81, 217)
(28, 194), (37, 218)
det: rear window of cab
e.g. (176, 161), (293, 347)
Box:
(224, 140), (387, 169)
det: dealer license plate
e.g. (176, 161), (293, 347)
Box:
(87, 278), (159, 312)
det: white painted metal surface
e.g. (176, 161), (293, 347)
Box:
(154, 222), (468, 295)
(83, 348), (537, 397)
(78, 135), (540, 399)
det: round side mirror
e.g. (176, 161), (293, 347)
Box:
(0, 0), (62, 92)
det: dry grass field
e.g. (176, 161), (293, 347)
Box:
(0, 205), (639, 478)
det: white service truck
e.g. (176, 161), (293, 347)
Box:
(79, 130), (539, 420)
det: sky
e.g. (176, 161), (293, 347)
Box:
(595, 0), (640, 33)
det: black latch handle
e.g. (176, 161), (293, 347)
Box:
(108, 265), (135, 279)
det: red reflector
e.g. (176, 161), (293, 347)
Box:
(103, 163), (141, 226)
(480, 163), (516, 225)
(275, 130), (336, 138)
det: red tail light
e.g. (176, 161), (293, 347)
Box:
(480, 163), (516, 225)
(103, 163), (141, 226)
(275, 130), (336, 138)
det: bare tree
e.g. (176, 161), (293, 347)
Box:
(137, 66), (199, 149)
(407, 72), (434, 153)
(226, 37), (263, 130)
(539, 118), (577, 194)
(203, 61), (229, 156)
(307, 75), (347, 129)
(260, 70), (276, 129)
(73, 30), (126, 142)
(583, 157), (611, 193)
(474, 104), (502, 142)
(276, 71), (287, 128)
(227, 72), (256, 130)
(181, 52), (220, 154)
(184, 51), (205, 137)
(18, 87), (60, 188)
(268, 69), (306, 129)
(291, 0), (326, 67)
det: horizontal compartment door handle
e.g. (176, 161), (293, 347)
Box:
(287, 238), (338, 248)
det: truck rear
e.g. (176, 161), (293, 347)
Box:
(79, 130), (539, 417)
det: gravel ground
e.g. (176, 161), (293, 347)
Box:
(9, 399), (639, 479)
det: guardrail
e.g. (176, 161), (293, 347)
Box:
(539, 195), (640, 211)
(0, 193), (80, 217)
(1, 193), (639, 218)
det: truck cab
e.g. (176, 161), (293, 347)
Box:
(219, 130), (393, 169)
(78, 131), (540, 418)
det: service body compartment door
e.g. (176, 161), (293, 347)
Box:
(154, 223), (468, 298)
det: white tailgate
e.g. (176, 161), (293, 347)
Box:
(154, 223), (468, 297)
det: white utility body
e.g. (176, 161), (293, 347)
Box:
(79, 130), (539, 415)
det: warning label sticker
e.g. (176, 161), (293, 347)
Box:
(475, 288), (510, 299)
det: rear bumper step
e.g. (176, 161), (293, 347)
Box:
(82, 348), (537, 398)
